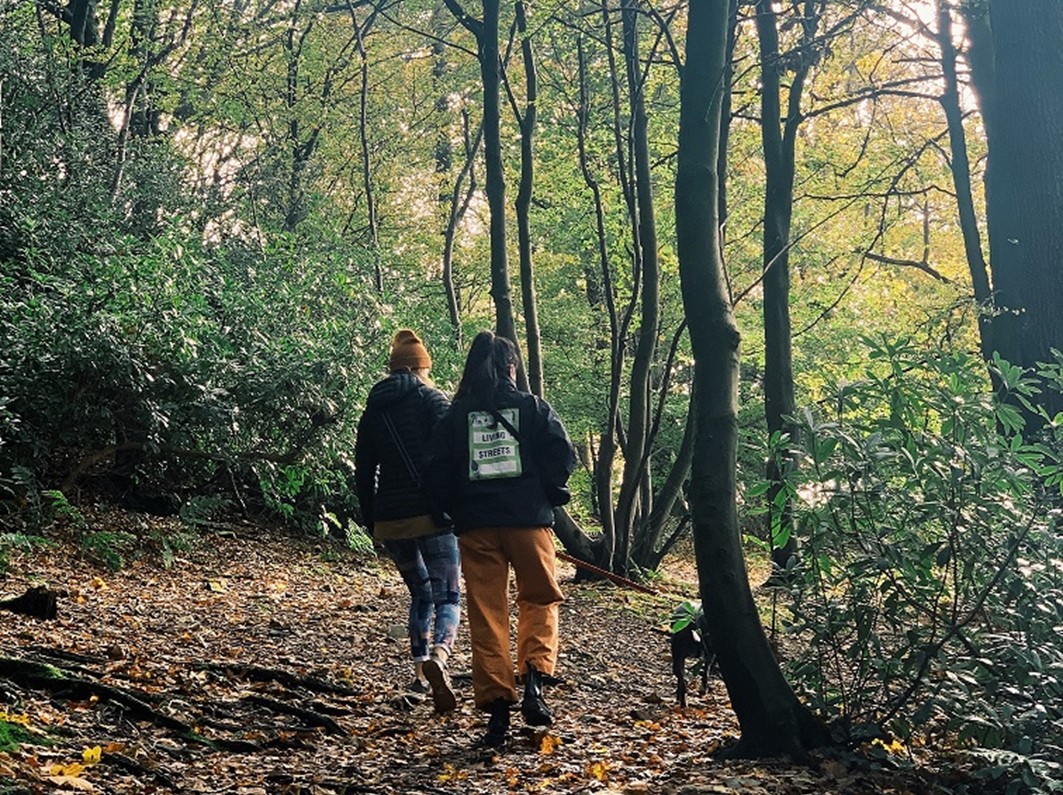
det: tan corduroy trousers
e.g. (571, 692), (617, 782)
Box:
(458, 526), (564, 709)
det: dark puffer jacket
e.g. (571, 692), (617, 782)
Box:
(354, 373), (450, 527)
(424, 380), (576, 532)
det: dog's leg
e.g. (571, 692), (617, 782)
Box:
(671, 639), (688, 707)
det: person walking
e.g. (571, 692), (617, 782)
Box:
(355, 329), (460, 713)
(425, 330), (576, 747)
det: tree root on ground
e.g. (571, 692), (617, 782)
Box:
(199, 661), (360, 696)
(0, 657), (190, 732)
(103, 752), (180, 791)
(242, 693), (346, 734)
(0, 655), (352, 763)
(26, 645), (109, 665)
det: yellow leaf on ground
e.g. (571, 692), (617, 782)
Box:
(82, 746), (102, 765)
(49, 761), (85, 777)
(872, 737), (907, 755)
(435, 763), (467, 783)
(90, 577), (107, 591)
(585, 761), (609, 782)
(539, 734), (562, 755)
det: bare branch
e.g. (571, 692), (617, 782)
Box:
(861, 250), (951, 283)
(442, 0), (483, 39)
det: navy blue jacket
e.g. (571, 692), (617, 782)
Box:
(354, 373), (450, 527)
(424, 381), (576, 532)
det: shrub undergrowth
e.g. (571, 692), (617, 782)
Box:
(775, 337), (1063, 792)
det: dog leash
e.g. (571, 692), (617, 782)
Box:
(555, 550), (660, 595)
(555, 550), (703, 604)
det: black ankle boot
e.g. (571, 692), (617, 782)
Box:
(482, 698), (510, 748)
(521, 663), (553, 727)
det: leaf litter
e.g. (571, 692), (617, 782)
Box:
(0, 509), (968, 794)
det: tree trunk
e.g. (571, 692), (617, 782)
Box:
(599, 0), (637, 572)
(70, 0), (101, 47)
(432, 2), (452, 199)
(434, 2), (463, 340)
(632, 397), (695, 570)
(129, 0), (161, 138)
(514, 0), (544, 397)
(577, 32), (619, 569)
(614, 0), (661, 576)
(960, 3), (997, 143)
(283, 0), (313, 233)
(443, 0), (520, 352)
(677, 0), (827, 758)
(982, 2), (1063, 419)
(717, 0), (738, 247)
(356, 16), (381, 290)
(442, 111), (482, 342)
(479, 0), (518, 347)
(551, 508), (599, 568)
(755, 0), (818, 571)
(935, 0), (993, 360)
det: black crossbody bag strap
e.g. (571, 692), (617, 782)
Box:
(493, 405), (572, 507)
(382, 411), (423, 488)
(489, 408), (522, 442)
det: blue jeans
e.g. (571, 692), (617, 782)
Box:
(383, 532), (462, 661)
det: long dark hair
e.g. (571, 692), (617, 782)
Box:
(454, 330), (519, 408)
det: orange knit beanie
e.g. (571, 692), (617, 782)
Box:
(389, 329), (432, 372)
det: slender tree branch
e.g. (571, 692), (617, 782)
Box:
(861, 250), (951, 283)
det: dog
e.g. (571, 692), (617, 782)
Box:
(669, 601), (715, 707)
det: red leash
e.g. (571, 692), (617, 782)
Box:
(555, 551), (660, 596)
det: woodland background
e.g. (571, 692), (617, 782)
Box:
(1, 0), (1062, 792)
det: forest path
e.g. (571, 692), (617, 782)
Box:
(1, 511), (923, 794)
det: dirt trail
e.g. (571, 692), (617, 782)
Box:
(0, 515), (933, 793)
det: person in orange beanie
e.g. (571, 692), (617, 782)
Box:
(355, 328), (460, 713)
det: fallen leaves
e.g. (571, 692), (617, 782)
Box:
(49, 760), (86, 777)
(586, 759), (610, 781)
(81, 745), (102, 765)
(540, 733), (562, 755)
(0, 509), (957, 795)
(47, 773), (95, 791)
(436, 762), (468, 782)
(871, 736), (907, 755)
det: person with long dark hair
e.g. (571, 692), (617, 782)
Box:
(355, 329), (460, 713)
(425, 330), (576, 747)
